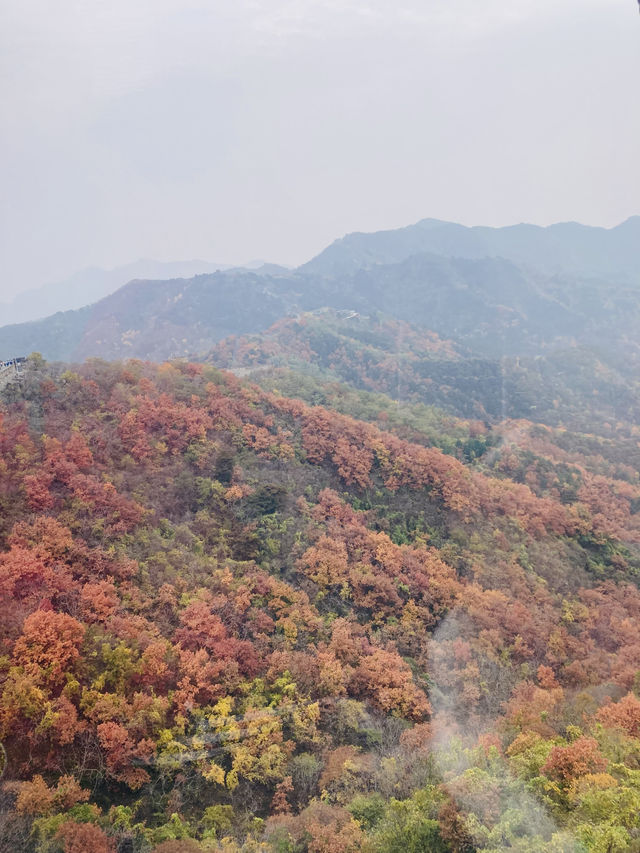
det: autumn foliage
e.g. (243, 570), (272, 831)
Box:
(1, 358), (640, 851)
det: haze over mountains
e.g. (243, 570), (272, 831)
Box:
(302, 216), (640, 280)
(0, 217), (640, 359)
(0, 258), (285, 326)
(0, 259), (231, 325)
(1, 215), (639, 431)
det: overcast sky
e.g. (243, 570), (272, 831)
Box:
(1, 0), (639, 298)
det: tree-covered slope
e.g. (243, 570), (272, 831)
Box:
(2, 359), (640, 852)
(0, 271), (298, 363)
(207, 310), (640, 433)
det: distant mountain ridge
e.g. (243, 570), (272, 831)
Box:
(0, 259), (235, 326)
(0, 258), (291, 326)
(0, 253), (626, 364)
(0, 216), (638, 372)
(302, 216), (640, 280)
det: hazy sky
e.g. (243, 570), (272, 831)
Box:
(1, 0), (639, 298)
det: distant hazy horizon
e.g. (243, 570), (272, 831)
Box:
(3, 213), (639, 312)
(2, 0), (639, 300)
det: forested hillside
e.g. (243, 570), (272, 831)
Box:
(208, 311), (640, 433)
(3, 357), (640, 852)
(2, 216), (640, 853)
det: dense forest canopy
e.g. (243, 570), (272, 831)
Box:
(2, 355), (640, 852)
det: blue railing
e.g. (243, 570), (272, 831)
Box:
(0, 357), (26, 374)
